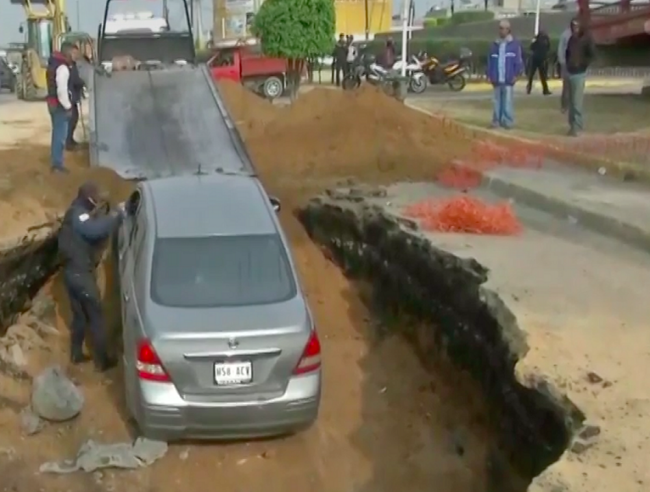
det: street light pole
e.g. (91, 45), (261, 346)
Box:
(400, 0), (410, 77)
(364, 0), (369, 40)
(534, 0), (541, 34)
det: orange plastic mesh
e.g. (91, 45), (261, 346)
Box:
(404, 196), (522, 236)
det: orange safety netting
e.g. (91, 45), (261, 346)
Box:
(404, 196), (522, 235)
(435, 141), (546, 191)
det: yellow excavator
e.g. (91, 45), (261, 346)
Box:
(11, 0), (94, 100)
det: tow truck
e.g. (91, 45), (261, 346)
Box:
(208, 39), (287, 100)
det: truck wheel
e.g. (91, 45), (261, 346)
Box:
(262, 76), (283, 100)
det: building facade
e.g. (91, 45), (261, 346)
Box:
(212, 0), (392, 42)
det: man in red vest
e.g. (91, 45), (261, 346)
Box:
(45, 42), (78, 173)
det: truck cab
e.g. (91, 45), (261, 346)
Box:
(208, 44), (287, 100)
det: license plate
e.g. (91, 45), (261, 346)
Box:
(214, 361), (252, 385)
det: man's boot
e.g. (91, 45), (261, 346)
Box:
(96, 352), (118, 372)
(66, 140), (81, 151)
(70, 350), (91, 364)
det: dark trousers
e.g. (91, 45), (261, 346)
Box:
(526, 59), (550, 94)
(64, 269), (108, 364)
(333, 63), (344, 86)
(66, 103), (79, 145)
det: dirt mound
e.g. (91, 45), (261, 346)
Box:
(0, 146), (134, 241)
(217, 80), (278, 136)
(241, 86), (474, 188)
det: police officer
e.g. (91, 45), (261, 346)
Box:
(58, 181), (124, 370)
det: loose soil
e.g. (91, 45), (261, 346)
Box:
(0, 86), (495, 490)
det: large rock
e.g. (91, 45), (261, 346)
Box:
(31, 366), (84, 422)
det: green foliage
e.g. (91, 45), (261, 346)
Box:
(252, 0), (336, 59)
(449, 10), (495, 25)
(423, 17), (450, 28)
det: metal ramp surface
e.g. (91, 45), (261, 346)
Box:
(90, 65), (255, 180)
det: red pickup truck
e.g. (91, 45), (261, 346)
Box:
(209, 45), (287, 100)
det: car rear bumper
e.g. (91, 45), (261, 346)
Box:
(133, 372), (321, 440)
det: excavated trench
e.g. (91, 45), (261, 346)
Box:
(0, 187), (586, 490)
(296, 188), (586, 490)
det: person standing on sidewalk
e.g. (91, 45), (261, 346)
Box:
(487, 20), (524, 129)
(526, 28), (551, 95)
(565, 19), (595, 136)
(45, 42), (77, 174)
(557, 22), (573, 113)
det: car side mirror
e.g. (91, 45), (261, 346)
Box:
(269, 196), (281, 213)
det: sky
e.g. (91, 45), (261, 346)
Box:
(0, 0), (446, 46)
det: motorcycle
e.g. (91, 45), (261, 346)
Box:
(392, 55), (428, 94)
(417, 48), (472, 92)
(342, 54), (397, 94)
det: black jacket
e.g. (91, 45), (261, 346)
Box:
(334, 40), (347, 66)
(58, 197), (120, 274)
(69, 62), (85, 103)
(530, 33), (550, 61)
(565, 33), (595, 75)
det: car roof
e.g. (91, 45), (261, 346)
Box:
(145, 174), (277, 238)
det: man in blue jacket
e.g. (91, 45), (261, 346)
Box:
(487, 20), (524, 129)
(58, 181), (124, 370)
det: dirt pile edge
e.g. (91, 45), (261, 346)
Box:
(297, 186), (585, 489)
(0, 230), (60, 334)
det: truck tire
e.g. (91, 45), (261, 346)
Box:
(262, 76), (283, 100)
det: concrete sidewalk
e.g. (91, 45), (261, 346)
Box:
(482, 163), (650, 252)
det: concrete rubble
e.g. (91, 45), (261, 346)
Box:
(39, 438), (168, 473)
(31, 366), (84, 422)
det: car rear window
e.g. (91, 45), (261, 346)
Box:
(151, 234), (296, 307)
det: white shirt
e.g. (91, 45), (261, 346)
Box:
(55, 64), (72, 110)
(346, 45), (357, 63)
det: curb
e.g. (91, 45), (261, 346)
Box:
(463, 78), (639, 92)
(481, 173), (650, 251)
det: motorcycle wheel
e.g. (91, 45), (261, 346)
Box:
(409, 76), (428, 94)
(448, 74), (466, 92)
(342, 75), (360, 91)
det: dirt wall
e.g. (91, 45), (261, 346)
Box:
(297, 186), (586, 489)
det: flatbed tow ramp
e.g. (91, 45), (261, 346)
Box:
(87, 0), (255, 180)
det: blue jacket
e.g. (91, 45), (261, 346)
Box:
(486, 35), (523, 86)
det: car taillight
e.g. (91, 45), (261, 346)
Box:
(294, 331), (321, 375)
(136, 339), (170, 382)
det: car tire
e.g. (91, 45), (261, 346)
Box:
(262, 76), (283, 100)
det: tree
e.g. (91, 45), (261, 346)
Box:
(252, 0), (335, 101)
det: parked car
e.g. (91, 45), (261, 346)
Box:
(0, 57), (16, 93)
(114, 172), (321, 441)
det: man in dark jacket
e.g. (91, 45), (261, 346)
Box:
(331, 33), (347, 86)
(66, 50), (85, 151)
(58, 181), (124, 370)
(565, 18), (595, 136)
(381, 38), (396, 69)
(526, 29), (551, 95)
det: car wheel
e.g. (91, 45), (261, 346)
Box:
(262, 76), (283, 100)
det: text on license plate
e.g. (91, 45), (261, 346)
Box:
(214, 361), (252, 385)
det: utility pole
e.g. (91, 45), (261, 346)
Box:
(364, 0), (369, 40)
(196, 0), (204, 48)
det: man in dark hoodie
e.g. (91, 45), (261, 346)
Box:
(565, 18), (595, 136)
(331, 33), (347, 86)
(526, 28), (551, 95)
(58, 181), (124, 370)
(66, 44), (86, 151)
